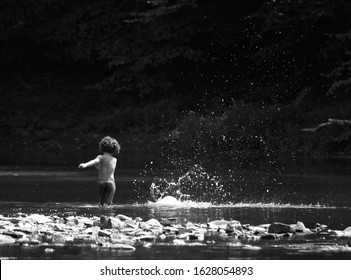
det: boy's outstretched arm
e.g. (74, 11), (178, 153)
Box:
(78, 157), (100, 169)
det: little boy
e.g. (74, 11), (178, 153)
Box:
(78, 136), (121, 207)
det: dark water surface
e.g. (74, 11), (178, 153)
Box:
(1, 159), (351, 259)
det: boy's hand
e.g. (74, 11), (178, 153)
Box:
(78, 163), (86, 169)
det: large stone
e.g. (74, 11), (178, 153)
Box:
(0, 234), (16, 244)
(108, 217), (124, 230)
(139, 222), (151, 230)
(251, 226), (267, 235)
(125, 219), (138, 229)
(79, 217), (94, 227)
(268, 222), (294, 234)
(331, 229), (351, 237)
(109, 243), (136, 251)
(98, 229), (111, 237)
(146, 218), (162, 228)
(26, 214), (51, 224)
(133, 235), (155, 242)
(260, 233), (279, 240)
(226, 221), (244, 236)
(291, 221), (306, 232)
(116, 214), (132, 221)
(51, 234), (66, 243)
(99, 216), (110, 229)
(208, 219), (231, 229)
(2, 230), (25, 239)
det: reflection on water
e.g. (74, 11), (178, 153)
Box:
(0, 159), (351, 259)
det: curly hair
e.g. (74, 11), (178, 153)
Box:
(99, 136), (121, 156)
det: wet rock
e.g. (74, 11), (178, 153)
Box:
(110, 232), (122, 243)
(330, 229), (351, 237)
(100, 216), (110, 229)
(209, 219), (231, 229)
(108, 217), (124, 230)
(258, 224), (271, 229)
(16, 237), (31, 244)
(3, 230), (25, 239)
(260, 233), (279, 240)
(0, 234), (16, 244)
(226, 221), (244, 236)
(162, 226), (179, 234)
(26, 214), (51, 224)
(133, 235), (155, 242)
(185, 222), (198, 230)
(53, 224), (66, 232)
(207, 222), (219, 230)
(160, 217), (180, 226)
(125, 219), (139, 229)
(79, 217), (94, 227)
(0, 221), (13, 228)
(251, 226), (267, 235)
(51, 234), (66, 243)
(116, 214), (132, 221)
(139, 222), (151, 230)
(27, 239), (41, 245)
(74, 234), (96, 244)
(2, 217), (23, 224)
(173, 239), (186, 245)
(268, 222), (294, 234)
(291, 221), (313, 235)
(146, 218), (162, 228)
(120, 228), (136, 234)
(217, 228), (227, 235)
(177, 233), (191, 239)
(281, 233), (294, 238)
(109, 243), (136, 251)
(178, 227), (192, 235)
(98, 229), (111, 237)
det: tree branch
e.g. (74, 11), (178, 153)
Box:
(301, 119), (351, 132)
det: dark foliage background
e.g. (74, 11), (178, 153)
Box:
(1, 0), (350, 166)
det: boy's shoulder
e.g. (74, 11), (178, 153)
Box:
(99, 153), (116, 161)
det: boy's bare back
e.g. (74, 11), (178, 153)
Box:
(96, 153), (117, 182)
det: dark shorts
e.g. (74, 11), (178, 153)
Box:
(98, 181), (116, 206)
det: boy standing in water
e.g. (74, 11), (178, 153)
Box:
(78, 136), (121, 208)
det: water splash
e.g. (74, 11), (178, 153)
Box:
(149, 164), (226, 203)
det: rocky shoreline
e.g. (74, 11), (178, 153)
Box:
(1, 213), (351, 254)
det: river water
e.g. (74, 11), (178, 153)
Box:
(0, 158), (351, 259)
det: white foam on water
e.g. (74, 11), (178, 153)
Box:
(147, 196), (212, 208)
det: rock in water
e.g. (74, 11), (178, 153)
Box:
(26, 214), (51, 224)
(109, 244), (136, 251)
(268, 222), (294, 234)
(108, 217), (124, 230)
(146, 218), (162, 228)
(0, 235), (16, 244)
(116, 214), (132, 221)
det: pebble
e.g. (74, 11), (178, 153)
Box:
(0, 213), (350, 254)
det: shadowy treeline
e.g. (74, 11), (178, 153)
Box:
(0, 0), (350, 165)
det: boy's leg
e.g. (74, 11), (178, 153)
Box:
(104, 181), (116, 206)
(98, 182), (108, 207)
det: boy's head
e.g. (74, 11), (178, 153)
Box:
(99, 136), (121, 156)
